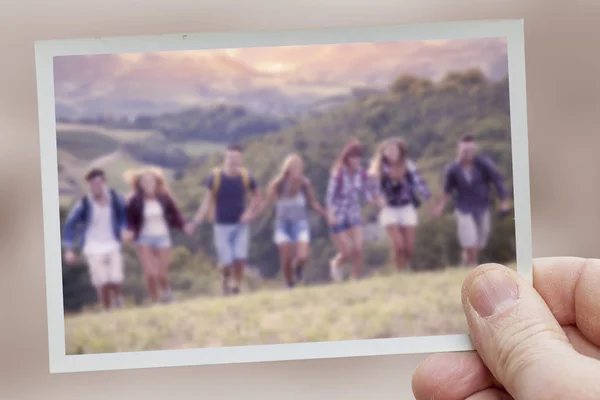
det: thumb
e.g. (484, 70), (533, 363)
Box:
(463, 264), (600, 399)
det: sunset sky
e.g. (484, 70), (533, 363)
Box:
(111, 38), (505, 76)
(53, 37), (508, 118)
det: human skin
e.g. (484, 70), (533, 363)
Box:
(412, 257), (600, 400)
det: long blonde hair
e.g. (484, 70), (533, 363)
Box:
(123, 166), (171, 199)
(268, 153), (305, 196)
(368, 137), (408, 179)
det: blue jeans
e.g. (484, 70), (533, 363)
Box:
(329, 216), (362, 234)
(137, 234), (171, 249)
(274, 220), (310, 244)
(214, 224), (250, 268)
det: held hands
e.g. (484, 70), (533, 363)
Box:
(412, 258), (600, 400)
(121, 229), (134, 244)
(184, 222), (195, 236)
(430, 202), (444, 217)
(326, 212), (337, 226)
(240, 211), (254, 224)
(374, 196), (386, 209)
(499, 199), (511, 212)
(64, 250), (77, 265)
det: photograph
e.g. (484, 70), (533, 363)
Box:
(35, 19), (531, 373)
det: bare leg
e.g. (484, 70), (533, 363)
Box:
(156, 248), (173, 302)
(330, 231), (353, 281)
(385, 225), (406, 271)
(231, 260), (245, 295)
(294, 241), (310, 283)
(331, 232), (353, 265)
(471, 248), (480, 266)
(348, 226), (364, 279)
(220, 266), (232, 296)
(400, 226), (416, 269)
(106, 283), (123, 308)
(462, 248), (478, 267)
(278, 243), (295, 288)
(98, 285), (111, 310)
(137, 245), (160, 303)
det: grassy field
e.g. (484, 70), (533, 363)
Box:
(56, 123), (163, 143)
(168, 140), (225, 157)
(65, 267), (474, 355)
(57, 129), (121, 160)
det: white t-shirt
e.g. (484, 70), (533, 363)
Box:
(140, 199), (170, 237)
(83, 199), (120, 255)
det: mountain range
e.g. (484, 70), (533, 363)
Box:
(53, 37), (508, 119)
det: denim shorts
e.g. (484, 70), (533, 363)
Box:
(137, 235), (172, 249)
(329, 216), (362, 234)
(214, 223), (250, 268)
(274, 220), (310, 245)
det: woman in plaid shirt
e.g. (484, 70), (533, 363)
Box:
(325, 139), (382, 282)
(368, 137), (431, 271)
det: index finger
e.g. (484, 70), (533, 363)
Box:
(533, 257), (600, 347)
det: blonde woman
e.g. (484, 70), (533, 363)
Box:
(368, 137), (431, 271)
(259, 154), (326, 288)
(124, 167), (190, 304)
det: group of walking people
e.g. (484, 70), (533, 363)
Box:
(62, 133), (510, 311)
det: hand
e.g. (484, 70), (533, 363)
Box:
(240, 212), (253, 224)
(64, 250), (77, 265)
(327, 213), (337, 226)
(499, 199), (511, 212)
(375, 196), (386, 209)
(184, 222), (195, 236)
(412, 258), (600, 400)
(121, 230), (134, 244)
(430, 202), (443, 217)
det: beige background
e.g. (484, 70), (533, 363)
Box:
(1, 0), (599, 398)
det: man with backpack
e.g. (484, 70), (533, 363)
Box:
(432, 134), (510, 266)
(188, 144), (262, 296)
(62, 168), (128, 311)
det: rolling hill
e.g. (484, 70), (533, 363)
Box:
(56, 103), (292, 196)
(58, 68), (517, 314)
(54, 37), (508, 120)
(171, 69), (516, 281)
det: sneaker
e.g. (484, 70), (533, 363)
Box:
(286, 280), (296, 290)
(329, 259), (344, 282)
(162, 288), (175, 304)
(112, 296), (124, 309)
(231, 286), (240, 295)
(221, 277), (231, 296)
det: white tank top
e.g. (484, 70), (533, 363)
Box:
(140, 199), (170, 237)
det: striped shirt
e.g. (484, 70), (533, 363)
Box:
(325, 167), (379, 222)
(380, 160), (431, 207)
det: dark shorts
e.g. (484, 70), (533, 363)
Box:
(329, 216), (362, 234)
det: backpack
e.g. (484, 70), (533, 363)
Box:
(79, 189), (124, 228)
(207, 167), (252, 221)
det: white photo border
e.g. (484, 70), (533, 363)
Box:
(34, 19), (532, 374)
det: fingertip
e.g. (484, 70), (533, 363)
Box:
(412, 352), (494, 400)
(461, 263), (515, 307)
